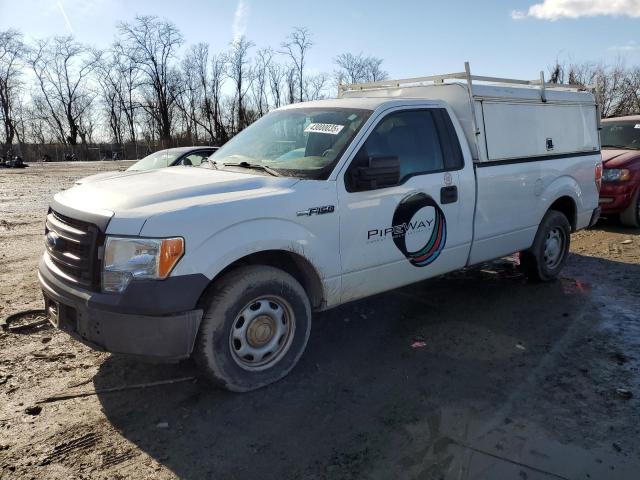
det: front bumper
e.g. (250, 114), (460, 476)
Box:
(588, 207), (601, 227)
(38, 256), (206, 361)
(599, 182), (638, 214)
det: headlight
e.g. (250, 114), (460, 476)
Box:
(602, 168), (631, 182)
(102, 237), (184, 293)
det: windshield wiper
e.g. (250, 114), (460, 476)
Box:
(222, 161), (281, 177)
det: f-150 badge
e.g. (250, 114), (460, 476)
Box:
(297, 205), (335, 216)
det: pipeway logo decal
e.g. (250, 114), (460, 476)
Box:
(367, 193), (447, 267)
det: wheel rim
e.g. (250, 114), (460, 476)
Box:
(229, 296), (296, 371)
(543, 227), (566, 269)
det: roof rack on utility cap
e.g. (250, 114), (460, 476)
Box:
(338, 61), (596, 103)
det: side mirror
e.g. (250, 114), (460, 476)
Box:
(354, 155), (400, 190)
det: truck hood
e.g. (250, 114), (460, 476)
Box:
(75, 169), (136, 185)
(54, 167), (299, 232)
(601, 149), (640, 168)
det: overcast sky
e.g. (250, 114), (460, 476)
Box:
(1, 0), (639, 80)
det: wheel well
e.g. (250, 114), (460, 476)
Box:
(549, 196), (577, 231)
(212, 250), (325, 309)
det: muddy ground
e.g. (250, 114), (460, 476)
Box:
(0, 162), (639, 480)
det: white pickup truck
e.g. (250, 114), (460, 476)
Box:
(39, 65), (602, 391)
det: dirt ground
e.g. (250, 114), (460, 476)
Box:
(1, 162), (639, 480)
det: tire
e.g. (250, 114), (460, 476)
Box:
(520, 210), (571, 282)
(620, 188), (640, 228)
(193, 265), (312, 392)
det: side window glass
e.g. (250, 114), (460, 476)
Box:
(432, 109), (464, 170)
(182, 153), (207, 167)
(347, 110), (445, 191)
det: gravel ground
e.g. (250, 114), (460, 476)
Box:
(0, 162), (639, 480)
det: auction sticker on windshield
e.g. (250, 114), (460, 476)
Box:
(305, 123), (344, 135)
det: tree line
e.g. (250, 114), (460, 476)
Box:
(3, 17), (640, 162)
(0, 16), (388, 160)
(548, 60), (640, 118)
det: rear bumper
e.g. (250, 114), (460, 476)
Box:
(38, 256), (204, 361)
(599, 182), (638, 214)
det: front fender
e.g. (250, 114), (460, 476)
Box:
(173, 218), (338, 284)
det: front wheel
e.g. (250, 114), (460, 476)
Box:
(620, 188), (640, 228)
(193, 265), (312, 392)
(520, 210), (571, 282)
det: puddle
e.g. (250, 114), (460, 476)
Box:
(374, 407), (640, 479)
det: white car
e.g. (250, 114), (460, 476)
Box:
(39, 64), (602, 391)
(75, 146), (218, 185)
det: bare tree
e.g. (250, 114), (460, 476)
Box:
(285, 65), (296, 104)
(281, 27), (312, 103)
(547, 59), (639, 118)
(23, 102), (48, 145)
(0, 29), (25, 149)
(118, 16), (183, 146)
(112, 41), (141, 150)
(619, 67), (640, 115)
(96, 50), (134, 147)
(176, 50), (202, 143)
(334, 52), (365, 85)
(335, 52), (388, 85)
(1, 24), (399, 160)
(252, 48), (272, 117)
(210, 53), (229, 143)
(96, 55), (124, 145)
(78, 108), (97, 145)
(305, 73), (328, 100)
(571, 63), (626, 117)
(268, 62), (286, 108)
(548, 60), (565, 84)
(28, 36), (100, 146)
(227, 36), (254, 132)
(362, 56), (388, 82)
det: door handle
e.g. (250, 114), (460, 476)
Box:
(440, 186), (458, 204)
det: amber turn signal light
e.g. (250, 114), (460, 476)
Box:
(158, 237), (185, 278)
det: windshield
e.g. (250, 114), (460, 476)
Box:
(210, 108), (372, 178)
(128, 150), (181, 171)
(601, 121), (640, 150)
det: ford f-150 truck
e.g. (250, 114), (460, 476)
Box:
(39, 64), (602, 391)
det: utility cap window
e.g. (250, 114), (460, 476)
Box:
(347, 109), (461, 192)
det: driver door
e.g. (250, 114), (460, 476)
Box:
(337, 107), (473, 303)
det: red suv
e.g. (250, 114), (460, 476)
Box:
(600, 116), (640, 227)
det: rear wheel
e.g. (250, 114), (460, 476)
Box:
(193, 265), (312, 392)
(520, 210), (571, 282)
(620, 188), (640, 228)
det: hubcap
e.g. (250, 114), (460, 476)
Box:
(229, 296), (295, 371)
(543, 227), (565, 269)
(246, 316), (275, 347)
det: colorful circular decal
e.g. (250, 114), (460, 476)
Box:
(392, 193), (447, 267)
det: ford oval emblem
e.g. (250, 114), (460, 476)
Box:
(46, 231), (60, 248)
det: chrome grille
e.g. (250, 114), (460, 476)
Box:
(45, 210), (100, 289)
